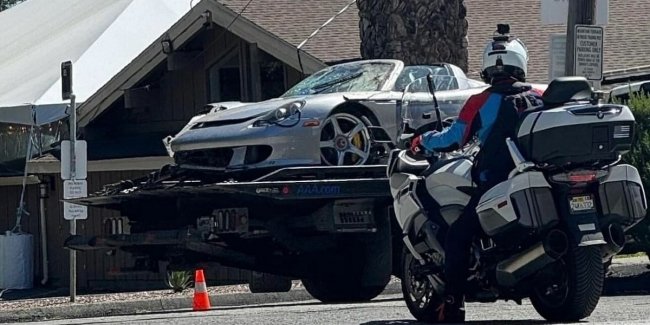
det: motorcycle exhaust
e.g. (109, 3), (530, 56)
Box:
(496, 229), (569, 287)
(602, 223), (626, 261)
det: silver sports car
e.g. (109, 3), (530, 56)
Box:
(164, 59), (487, 173)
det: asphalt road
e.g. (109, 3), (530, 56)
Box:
(28, 293), (650, 325)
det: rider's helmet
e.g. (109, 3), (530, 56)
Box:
(480, 24), (529, 83)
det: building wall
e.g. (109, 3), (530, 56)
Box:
(0, 170), (249, 291)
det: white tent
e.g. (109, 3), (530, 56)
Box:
(0, 0), (192, 126)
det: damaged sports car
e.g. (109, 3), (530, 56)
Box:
(164, 59), (487, 173)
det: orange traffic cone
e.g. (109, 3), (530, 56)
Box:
(193, 269), (211, 311)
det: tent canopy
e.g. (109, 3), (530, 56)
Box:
(0, 0), (191, 126)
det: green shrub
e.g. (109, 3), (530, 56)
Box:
(619, 91), (650, 252)
(166, 270), (193, 293)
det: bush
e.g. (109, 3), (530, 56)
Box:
(166, 270), (193, 293)
(619, 91), (650, 253)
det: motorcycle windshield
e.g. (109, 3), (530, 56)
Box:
(400, 75), (488, 138)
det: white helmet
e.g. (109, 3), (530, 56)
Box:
(480, 24), (529, 83)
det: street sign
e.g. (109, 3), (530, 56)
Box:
(549, 34), (567, 81)
(541, 0), (609, 25)
(63, 180), (87, 220)
(61, 140), (87, 180)
(63, 203), (87, 220)
(63, 180), (87, 199)
(574, 25), (604, 81)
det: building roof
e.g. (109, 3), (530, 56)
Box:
(218, 0), (360, 64)
(465, 0), (650, 83)
(219, 0), (650, 83)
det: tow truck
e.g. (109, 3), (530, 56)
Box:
(65, 163), (398, 302)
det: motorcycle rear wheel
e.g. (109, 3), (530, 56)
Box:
(530, 245), (604, 322)
(401, 246), (451, 323)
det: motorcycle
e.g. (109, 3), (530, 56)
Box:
(388, 75), (647, 323)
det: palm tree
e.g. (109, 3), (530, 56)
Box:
(357, 0), (468, 71)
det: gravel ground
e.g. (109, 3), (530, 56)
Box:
(0, 281), (302, 311)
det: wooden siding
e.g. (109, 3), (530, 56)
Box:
(0, 170), (249, 291)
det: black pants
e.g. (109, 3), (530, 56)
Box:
(443, 185), (491, 298)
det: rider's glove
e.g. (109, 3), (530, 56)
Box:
(410, 135), (424, 154)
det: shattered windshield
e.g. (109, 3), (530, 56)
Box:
(282, 61), (396, 97)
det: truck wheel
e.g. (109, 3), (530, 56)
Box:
(302, 277), (386, 303)
(530, 245), (603, 322)
(248, 271), (292, 293)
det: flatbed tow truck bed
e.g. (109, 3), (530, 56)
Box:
(69, 165), (390, 208)
(64, 165), (398, 301)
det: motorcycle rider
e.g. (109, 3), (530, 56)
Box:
(410, 24), (544, 322)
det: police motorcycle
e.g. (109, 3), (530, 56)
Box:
(388, 75), (647, 322)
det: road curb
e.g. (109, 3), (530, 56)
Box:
(0, 283), (402, 323)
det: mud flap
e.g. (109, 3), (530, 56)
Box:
(565, 212), (606, 246)
(359, 205), (392, 287)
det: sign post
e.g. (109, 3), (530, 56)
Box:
(549, 34), (567, 81)
(61, 61), (87, 302)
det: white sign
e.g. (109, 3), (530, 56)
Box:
(63, 180), (87, 199)
(64, 203), (87, 220)
(541, 0), (609, 26)
(549, 34), (567, 81)
(574, 25), (604, 81)
(61, 140), (87, 180)
(63, 180), (88, 220)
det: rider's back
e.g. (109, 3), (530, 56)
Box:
(468, 80), (544, 185)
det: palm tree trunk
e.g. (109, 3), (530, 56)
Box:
(357, 0), (468, 72)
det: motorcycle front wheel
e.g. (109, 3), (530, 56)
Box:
(530, 245), (604, 322)
(401, 246), (449, 323)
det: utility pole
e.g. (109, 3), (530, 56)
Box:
(565, 0), (597, 76)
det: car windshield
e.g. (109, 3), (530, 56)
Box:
(393, 65), (458, 92)
(282, 61), (396, 97)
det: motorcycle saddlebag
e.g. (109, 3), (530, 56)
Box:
(476, 171), (559, 246)
(517, 104), (635, 166)
(599, 164), (647, 230)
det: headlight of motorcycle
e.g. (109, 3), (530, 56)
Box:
(253, 100), (305, 127)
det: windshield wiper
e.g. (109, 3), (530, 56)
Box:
(310, 71), (364, 94)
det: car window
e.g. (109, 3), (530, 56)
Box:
(282, 62), (396, 97)
(393, 66), (458, 92)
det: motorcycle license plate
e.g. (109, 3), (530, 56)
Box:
(569, 195), (595, 213)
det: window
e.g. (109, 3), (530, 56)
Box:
(259, 51), (285, 100)
(207, 51), (241, 102)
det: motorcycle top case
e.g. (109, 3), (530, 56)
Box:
(476, 171), (559, 245)
(517, 103), (635, 166)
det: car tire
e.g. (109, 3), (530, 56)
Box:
(319, 111), (374, 166)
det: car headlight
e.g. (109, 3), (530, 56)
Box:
(253, 100), (305, 127)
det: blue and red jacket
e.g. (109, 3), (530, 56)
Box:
(421, 79), (543, 184)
